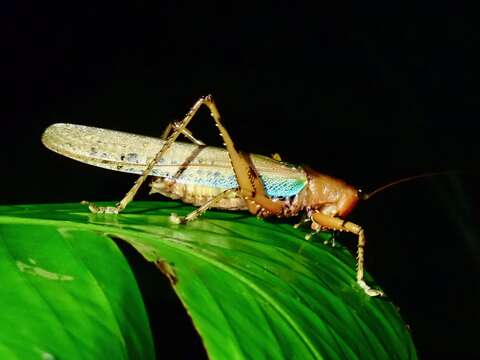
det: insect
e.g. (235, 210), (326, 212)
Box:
(42, 95), (383, 296)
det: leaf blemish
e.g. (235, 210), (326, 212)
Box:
(155, 260), (178, 285)
(16, 261), (74, 281)
(34, 346), (56, 360)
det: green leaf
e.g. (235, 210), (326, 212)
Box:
(0, 202), (417, 359)
(0, 204), (155, 360)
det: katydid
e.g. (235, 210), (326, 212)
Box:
(42, 95), (384, 296)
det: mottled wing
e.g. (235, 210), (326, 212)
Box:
(42, 123), (308, 198)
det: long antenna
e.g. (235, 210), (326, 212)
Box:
(360, 171), (454, 200)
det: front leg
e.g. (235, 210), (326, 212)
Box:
(311, 211), (384, 297)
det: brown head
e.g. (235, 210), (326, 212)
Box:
(302, 166), (359, 218)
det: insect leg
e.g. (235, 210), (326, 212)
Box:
(200, 95), (285, 217)
(84, 95), (287, 216)
(160, 122), (174, 139)
(271, 153), (282, 161)
(311, 211), (384, 297)
(170, 188), (240, 224)
(83, 96), (211, 214)
(161, 121), (205, 145)
(293, 213), (311, 229)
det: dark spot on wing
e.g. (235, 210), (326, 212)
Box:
(126, 153), (138, 163)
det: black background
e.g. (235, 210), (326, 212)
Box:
(3, 2), (480, 359)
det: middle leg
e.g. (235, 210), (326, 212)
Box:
(169, 188), (240, 224)
(161, 120), (205, 145)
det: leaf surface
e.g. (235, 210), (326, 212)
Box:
(0, 204), (154, 360)
(0, 202), (416, 359)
